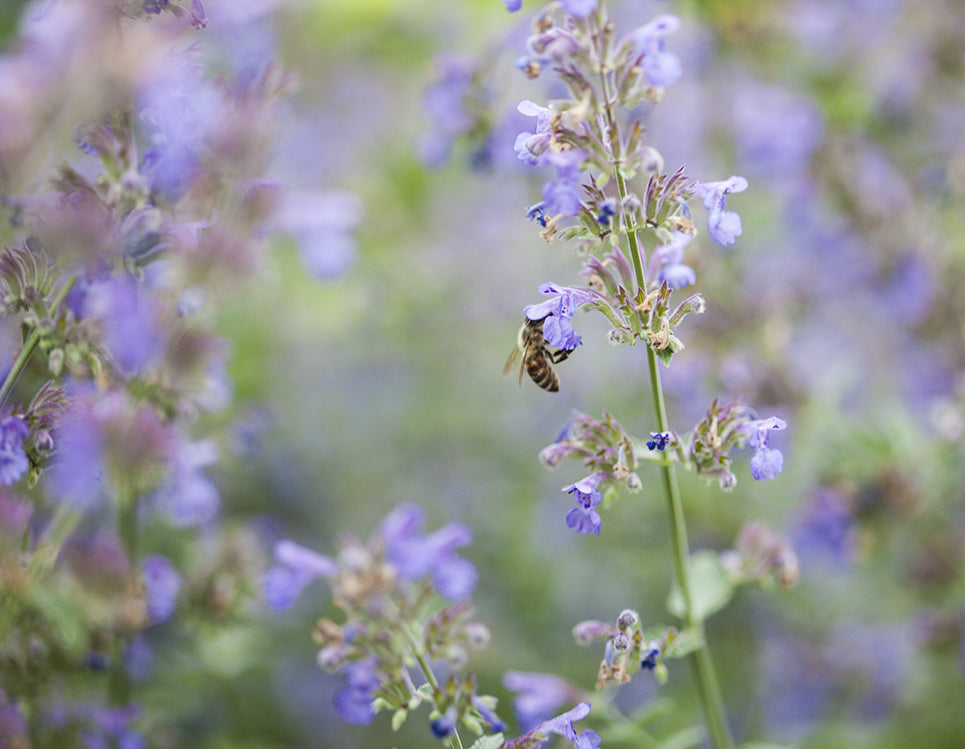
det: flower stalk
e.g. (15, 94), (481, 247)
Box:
(593, 9), (734, 749)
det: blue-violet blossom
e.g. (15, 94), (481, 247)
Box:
(564, 472), (606, 535)
(626, 14), (682, 87)
(333, 657), (379, 725)
(380, 503), (477, 600)
(693, 176), (749, 246)
(650, 230), (696, 289)
(263, 539), (338, 611)
(0, 415), (29, 486)
(141, 554), (182, 624)
(523, 283), (601, 351)
(742, 416), (787, 481)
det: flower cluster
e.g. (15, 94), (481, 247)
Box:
(265, 504), (503, 740)
(573, 609), (679, 688)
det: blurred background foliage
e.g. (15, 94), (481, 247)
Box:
(4, 0), (965, 746)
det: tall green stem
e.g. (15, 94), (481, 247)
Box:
(595, 22), (733, 748)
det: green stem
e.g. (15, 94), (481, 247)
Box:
(0, 274), (76, 408)
(594, 23), (733, 749)
(110, 481), (138, 707)
(406, 626), (465, 749)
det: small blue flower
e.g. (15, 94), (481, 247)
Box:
(503, 0), (523, 11)
(646, 432), (672, 451)
(524, 282), (602, 351)
(564, 472), (605, 536)
(640, 643), (660, 670)
(380, 504), (477, 600)
(471, 694), (507, 732)
(650, 230), (696, 289)
(526, 202), (549, 227)
(626, 15), (682, 87)
(693, 176), (749, 246)
(596, 198), (617, 226)
(742, 416), (787, 481)
(263, 539), (337, 611)
(141, 554), (181, 624)
(514, 100), (554, 164)
(0, 415), (29, 486)
(430, 706), (458, 738)
(503, 671), (575, 731)
(333, 658), (378, 725)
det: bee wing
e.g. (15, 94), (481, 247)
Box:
(503, 345), (523, 385)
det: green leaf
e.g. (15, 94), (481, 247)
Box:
(662, 627), (704, 659)
(666, 551), (735, 622)
(415, 682), (434, 701)
(467, 735), (505, 749)
(659, 724), (706, 749)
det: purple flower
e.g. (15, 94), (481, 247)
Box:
(81, 704), (146, 749)
(153, 438), (220, 526)
(693, 176), (749, 246)
(646, 432), (672, 451)
(81, 279), (164, 377)
(141, 554), (181, 624)
(523, 282), (602, 351)
(516, 702), (600, 749)
(263, 539), (337, 611)
(503, 671), (577, 731)
(540, 149), (588, 216)
(514, 100), (554, 164)
(430, 706), (458, 738)
(649, 230), (696, 289)
(333, 658), (378, 725)
(419, 56), (475, 167)
(742, 416), (787, 481)
(564, 472), (605, 535)
(626, 15), (682, 87)
(0, 415), (29, 486)
(561, 0), (598, 17)
(380, 504), (477, 600)
(503, 0), (523, 12)
(271, 190), (362, 280)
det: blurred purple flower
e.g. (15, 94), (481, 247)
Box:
(790, 489), (855, 570)
(263, 539), (337, 611)
(81, 704), (145, 749)
(626, 14), (682, 87)
(564, 472), (605, 535)
(380, 503), (477, 600)
(650, 230), (696, 289)
(693, 176), (748, 246)
(141, 554), (181, 624)
(155, 438), (220, 526)
(0, 414), (29, 486)
(514, 100), (554, 164)
(503, 671), (578, 731)
(82, 278), (164, 377)
(333, 658), (378, 725)
(271, 190), (362, 280)
(0, 687), (27, 744)
(541, 149), (587, 217)
(419, 55), (475, 167)
(503, 0), (523, 12)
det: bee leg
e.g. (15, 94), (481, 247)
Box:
(548, 349), (571, 364)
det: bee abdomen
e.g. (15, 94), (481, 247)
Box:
(526, 352), (560, 392)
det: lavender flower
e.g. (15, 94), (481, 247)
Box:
(742, 416), (787, 481)
(505, 701), (600, 749)
(380, 503), (477, 600)
(564, 472), (605, 535)
(270, 190), (363, 280)
(263, 539), (337, 611)
(332, 658), (378, 725)
(646, 432), (672, 451)
(503, 671), (579, 731)
(514, 100), (554, 165)
(650, 230), (697, 289)
(141, 554), (182, 623)
(524, 283), (601, 351)
(155, 438), (220, 526)
(693, 176), (749, 246)
(0, 414), (29, 486)
(625, 15), (682, 88)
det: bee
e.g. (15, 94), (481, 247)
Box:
(503, 317), (571, 392)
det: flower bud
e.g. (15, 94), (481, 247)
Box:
(617, 609), (639, 629)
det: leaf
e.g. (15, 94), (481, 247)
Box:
(467, 734), (505, 749)
(659, 724), (706, 749)
(666, 551), (735, 622)
(662, 627), (704, 659)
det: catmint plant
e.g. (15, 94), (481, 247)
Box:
(0, 0), (356, 743)
(488, 2), (794, 747)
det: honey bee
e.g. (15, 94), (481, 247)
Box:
(503, 317), (571, 392)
